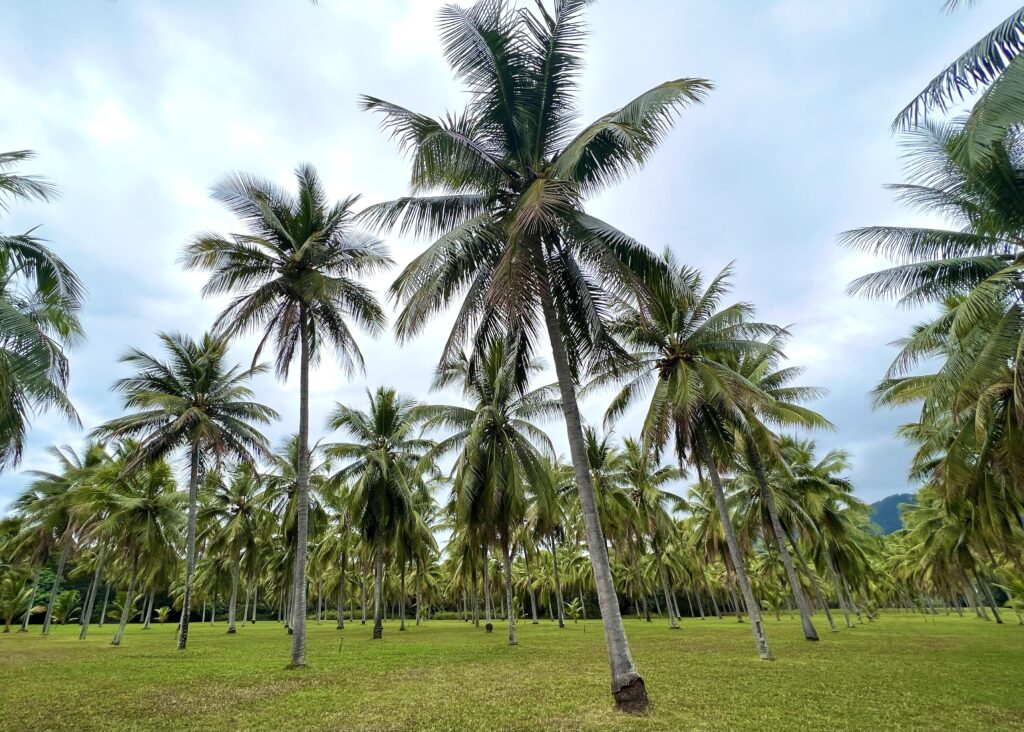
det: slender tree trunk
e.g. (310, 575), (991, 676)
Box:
(483, 543), (492, 624)
(372, 541), (384, 639)
(337, 552), (346, 630)
(143, 589), (155, 629)
(973, 569), (1004, 624)
(360, 571), (367, 624)
(178, 442), (201, 650)
(790, 535), (837, 632)
(654, 538), (679, 629)
(539, 284), (646, 710)
(112, 556), (139, 646)
(826, 551), (854, 628)
(80, 545), (106, 639)
(98, 583), (111, 628)
(696, 435), (772, 659)
(502, 538), (517, 646)
(288, 308), (312, 666)
(399, 567), (407, 632)
(227, 559), (240, 634)
(550, 537), (565, 628)
(252, 583), (258, 624)
(415, 564), (422, 627)
(42, 543), (69, 636)
(20, 566), (42, 632)
(470, 566), (479, 627)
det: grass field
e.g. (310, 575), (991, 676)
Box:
(1, 613), (1021, 731)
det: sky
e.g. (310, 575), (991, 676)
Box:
(0, 0), (1011, 510)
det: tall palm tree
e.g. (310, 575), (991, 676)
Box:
(182, 163), (391, 667)
(422, 341), (556, 645)
(362, 0), (709, 710)
(0, 150), (84, 469)
(325, 387), (434, 640)
(595, 255), (778, 659)
(92, 332), (276, 650)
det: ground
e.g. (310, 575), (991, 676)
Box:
(0, 613), (1021, 731)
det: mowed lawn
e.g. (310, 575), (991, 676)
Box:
(1, 614), (1021, 731)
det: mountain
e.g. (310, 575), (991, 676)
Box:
(868, 493), (916, 535)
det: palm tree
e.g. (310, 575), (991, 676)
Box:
(362, 0), (710, 710)
(595, 255), (777, 659)
(325, 387), (433, 640)
(0, 151), (84, 470)
(182, 163), (391, 667)
(92, 332), (276, 650)
(85, 450), (183, 646)
(423, 342), (556, 645)
(895, 3), (1024, 164)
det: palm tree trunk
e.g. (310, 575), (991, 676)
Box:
(696, 434), (772, 660)
(80, 547), (105, 639)
(360, 571), (367, 624)
(290, 305), (312, 667)
(415, 564), (422, 627)
(143, 589), (155, 629)
(483, 543), (492, 624)
(252, 582), (258, 624)
(654, 538), (679, 629)
(825, 551), (854, 628)
(790, 534), (837, 632)
(973, 569), (1004, 624)
(228, 559), (240, 634)
(748, 448), (818, 641)
(178, 441), (201, 651)
(98, 583), (111, 628)
(550, 537), (565, 628)
(502, 538), (517, 646)
(42, 543), (69, 636)
(399, 567), (407, 632)
(539, 285), (646, 711)
(372, 541), (384, 639)
(20, 565), (42, 632)
(470, 566), (479, 627)
(337, 552), (346, 630)
(112, 555), (139, 646)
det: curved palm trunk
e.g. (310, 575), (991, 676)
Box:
(251, 583), (258, 624)
(825, 550), (855, 628)
(470, 566), (479, 627)
(524, 552), (539, 624)
(42, 543), (69, 636)
(748, 448), (818, 641)
(483, 543), (492, 624)
(227, 559), (240, 634)
(289, 311), (311, 666)
(372, 541), (384, 640)
(79, 547), (106, 640)
(540, 286), (646, 711)
(142, 589), (155, 629)
(177, 442), (201, 650)
(112, 556), (139, 646)
(360, 571), (367, 624)
(696, 435), (772, 660)
(550, 537), (565, 628)
(98, 583), (111, 628)
(973, 569), (1003, 624)
(399, 568), (407, 632)
(20, 566), (41, 632)
(502, 538), (517, 646)
(415, 564), (422, 627)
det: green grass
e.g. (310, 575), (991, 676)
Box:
(1, 613), (1021, 731)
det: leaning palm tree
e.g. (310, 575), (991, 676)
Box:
(361, 1), (709, 709)
(325, 387), (434, 640)
(594, 255), (778, 659)
(92, 332), (276, 650)
(0, 150), (84, 469)
(182, 164), (391, 667)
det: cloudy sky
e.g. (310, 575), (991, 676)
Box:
(0, 0), (1008, 510)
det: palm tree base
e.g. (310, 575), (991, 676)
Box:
(226, 628), (236, 634)
(612, 677), (648, 714)
(285, 662), (306, 670)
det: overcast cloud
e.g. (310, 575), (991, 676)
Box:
(0, 0), (1009, 509)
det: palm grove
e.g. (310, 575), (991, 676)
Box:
(1, 0), (1023, 715)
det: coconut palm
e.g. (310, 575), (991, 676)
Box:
(0, 151), (84, 470)
(182, 164), (391, 667)
(595, 255), (779, 659)
(362, 0), (710, 709)
(422, 341), (556, 644)
(92, 332), (276, 650)
(325, 387), (434, 640)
